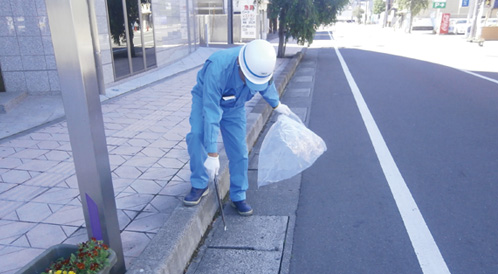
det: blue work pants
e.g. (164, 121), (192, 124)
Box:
(186, 94), (249, 202)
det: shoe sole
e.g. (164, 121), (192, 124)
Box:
(183, 188), (209, 206)
(230, 202), (253, 216)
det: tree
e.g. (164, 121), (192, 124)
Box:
(263, 0), (349, 57)
(396, 0), (429, 33)
(352, 7), (365, 23)
(373, 0), (386, 15)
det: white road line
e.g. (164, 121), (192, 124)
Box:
(459, 69), (498, 85)
(328, 31), (451, 274)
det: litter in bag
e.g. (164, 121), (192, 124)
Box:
(257, 111), (327, 187)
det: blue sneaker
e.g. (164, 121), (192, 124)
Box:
(231, 200), (253, 216)
(183, 187), (209, 206)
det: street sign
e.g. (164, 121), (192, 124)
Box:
(433, 2), (447, 8)
(461, 0), (469, 7)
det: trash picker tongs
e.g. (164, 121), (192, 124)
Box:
(213, 174), (227, 231)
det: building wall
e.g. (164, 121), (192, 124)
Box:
(0, 0), (200, 96)
(0, 0), (59, 95)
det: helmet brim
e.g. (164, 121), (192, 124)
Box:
(245, 79), (268, 91)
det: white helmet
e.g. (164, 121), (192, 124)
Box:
(238, 39), (276, 91)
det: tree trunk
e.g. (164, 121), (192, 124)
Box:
(277, 9), (286, 58)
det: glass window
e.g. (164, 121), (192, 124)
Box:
(107, 0), (156, 80)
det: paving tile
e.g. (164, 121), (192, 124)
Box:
(29, 132), (53, 140)
(36, 140), (62, 149)
(16, 159), (60, 172)
(32, 187), (79, 204)
(0, 246), (44, 273)
(110, 145), (143, 156)
(45, 161), (76, 176)
(106, 136), (128, 146)
(144, 195), (179, 214)
(0, 182), (17, 194)
(127, 138), (151, 147)
(0, 220), (36, 243)
(61, 226), (87, 245)
(0, 185), (47, 202)
(113, 165), (143, 179)
(126, 179), (162, 194)
(11, 234), (31, 247)
(49, 133), (70, 142)
(148, 139), (178, 149)
(26, 223), (68, 248)
(111, 178), (134, 194)
(61, 225), (80, 238)
(159, 180), (190, 197)
(125, 211), (169, 233)
(122, 155), (159, 167)
(15, 202), (52, 222)
(115, 193), (154, 211)
(138, 167), (177, 181)
(44, 204), (84, 226)
(171, 167), (191, 182)
(0, 169), (32, 184)
(44, 150), (71, 161)
(62, 174), (78, 189)
(121, 230), (151, 258)
(23, 172), (69, 187)
(0, 139), (40, 148)
(156, 157), (185, 169)
(109, 154), (127, 168)
(0, 147), (15, 157)
(134, 131), (164, 140)
(140, 147), (166, 158)
(0, 158), (23, 169)
(117, 209), (133, 230)
(164, 148), (189, 159)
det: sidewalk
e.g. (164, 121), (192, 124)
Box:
(0, 38), (305, 273)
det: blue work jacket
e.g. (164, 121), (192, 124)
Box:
(192, 46), (280, 153)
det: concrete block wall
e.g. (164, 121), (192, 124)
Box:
(0, 0), (59, 95)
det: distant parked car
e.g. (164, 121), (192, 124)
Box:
(455, 19), (469, 34)
(411, 18), (434, 31)
(448, 19), (458, 34)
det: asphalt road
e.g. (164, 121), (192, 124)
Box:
(290, 29), (498, 274)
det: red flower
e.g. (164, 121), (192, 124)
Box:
(77, 262), (85, 270)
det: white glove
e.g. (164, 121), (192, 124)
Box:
(204, 155), (220, 182)
(274, 103), (292, 116)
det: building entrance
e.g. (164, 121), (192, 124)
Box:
(107, 0), (157, 79)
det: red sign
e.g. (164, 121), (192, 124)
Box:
(439, 13), (451, 34)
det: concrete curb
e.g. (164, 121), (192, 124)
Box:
(126, 48), (306, 274)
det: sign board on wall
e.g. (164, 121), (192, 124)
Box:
(240, 0), (257, 39)
(433, 2), (447, 8)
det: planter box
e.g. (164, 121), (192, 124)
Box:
(18, 244), (117, 274)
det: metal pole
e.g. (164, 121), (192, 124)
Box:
(228, 0), (234, 44)
(45, 1), (125, 273)
(87, 0), (106, 95)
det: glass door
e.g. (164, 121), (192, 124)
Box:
(107, 0), (156, 80)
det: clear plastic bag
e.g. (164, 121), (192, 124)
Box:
(257, 111), (327, 187)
